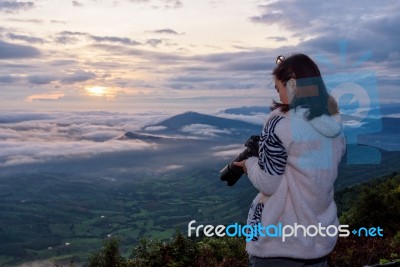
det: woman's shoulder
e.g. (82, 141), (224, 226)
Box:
(267, 107), (308, 119)
(265, 108), (287, 121)
(287, 107), (343, 138)
(265, 107), (342, 137)
(264, 108), (306, 130)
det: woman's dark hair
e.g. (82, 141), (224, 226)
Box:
(272, 53), (339, 120)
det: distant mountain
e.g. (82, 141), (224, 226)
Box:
(380, 117), (400, 134)
(118, 132), (163, 141)
(223, 106), (269, 115)
(336, 145), (400, 188)
(221, 103), (400, 118)
(152, 111), (260, 130)
(379, 103), (400, 116)
(143, 111), (262, 140)
(348, 117), (400, 135)
(136, 110), (400, 147)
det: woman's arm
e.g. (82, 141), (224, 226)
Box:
(238, 115), (291, 195)
(245, 157), (284, 195)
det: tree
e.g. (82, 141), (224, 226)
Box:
(88, 238), (128, 267)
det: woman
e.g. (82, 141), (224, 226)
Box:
(234, 54), (345, 267)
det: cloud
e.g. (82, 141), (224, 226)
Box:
(80, 46), (272, 91)
(245, 0), (400, 106)
(0, 112), (55, 123)
(0, 139), (153, 166)
(266, 36), (287, 42)
(249, 0), (400, 61)
(61, 71), (96, 84)
(54, 31), (141, 46)
(72, 0), (83, 7)
(251, 10), (282, 26)
(364, 15), (400, 37)
(81, 130), (122, 141)
(0, 0), (34, 13)
(0, 75), (16, 83)
(157, 164), (183, 172)
(152, 28), (179, 35)
(208, 0), (224, 8)
(54, 35), (79, 45)
(163, 0), (182, 9)
(50, 59), (78, 66)
(180, 123), (231, 137)
(90, 35), (141, 46)
(192, 50), (276, 72)
(6, 32), (45, 44)
(146, 38), (163, 47)
(250, 0), (358, 35)
(0, 129), (20, 139)
(7, 18), (43, 23)
(90, 43), (185, 64)
(57, 31), (87, 37)
(27, 75), (57, 84)
(0, 111), (164, 167)
(50, 19), (67, 24)
(26, 93), (65, 102)
(0, 40), (40, 59)
(216, 112), (265, 126)
(144, 125), (167, 131)
(385, 114), (400, 118)
(212, 144), (244, 158)
(0, 0), (398, 110)
(54, 31), (88, 44)
(0, 111), (167, 129)
(128, 0), (182, 9)
(167, 73), (263, 90)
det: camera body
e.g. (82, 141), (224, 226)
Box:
(220, 135), (260, 186)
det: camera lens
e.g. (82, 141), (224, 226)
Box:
(220, 162), (244, 186)
(219, 135), (259, 186)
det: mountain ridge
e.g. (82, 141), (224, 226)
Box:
(150, 111), (261, 130)
(141, 111), (262, 140)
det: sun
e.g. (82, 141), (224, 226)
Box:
(86, 86), (108, 97)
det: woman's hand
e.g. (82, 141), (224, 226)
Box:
(233, 160), (247, 174)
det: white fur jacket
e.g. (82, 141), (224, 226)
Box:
(245, 107), (346, 259)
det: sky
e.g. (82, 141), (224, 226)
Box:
(0, 0), (399, 113)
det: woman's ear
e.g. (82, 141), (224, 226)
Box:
(286, 78), (297, 103)
(286, 78), (296, 93)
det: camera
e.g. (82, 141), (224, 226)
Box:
(220, 135), (260, 186)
